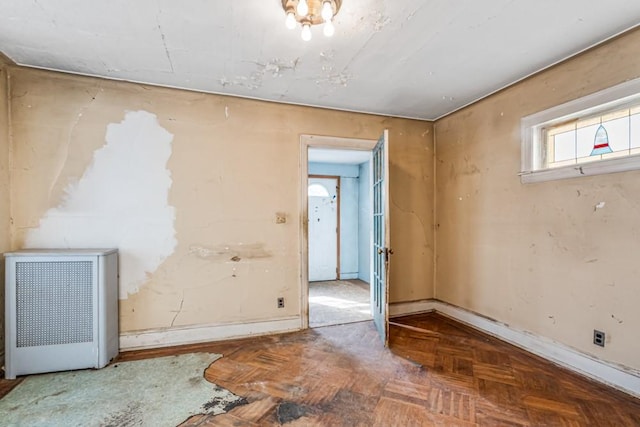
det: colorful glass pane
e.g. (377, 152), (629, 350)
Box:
(590, 125), (613, 156)
(602, 116), (630, 152)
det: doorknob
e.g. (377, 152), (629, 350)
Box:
(377, 248), (394, 260)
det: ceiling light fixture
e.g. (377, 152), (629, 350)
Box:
(282, 0), (342, 41)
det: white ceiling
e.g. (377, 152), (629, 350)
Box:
(1, 1), (639, 120)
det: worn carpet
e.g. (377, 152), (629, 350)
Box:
(0, 353), (246, 427)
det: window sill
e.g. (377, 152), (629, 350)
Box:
(520, 154), (640, 183)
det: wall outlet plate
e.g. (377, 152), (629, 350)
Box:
(277, 297), (285, 308)
(593, 329), (605, 347)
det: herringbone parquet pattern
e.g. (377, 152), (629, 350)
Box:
(2, 313), (638, 425)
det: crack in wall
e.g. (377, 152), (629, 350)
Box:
(391, 198), (429, 245)
(49, 86), (101, 201)
(170, 292), (185, 327)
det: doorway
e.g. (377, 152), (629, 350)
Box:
(306, 144), (374, 328)
(300, 133), (390, 343)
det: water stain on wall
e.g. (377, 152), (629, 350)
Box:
(189, 243), (272, 262)
(25, 110), (177, 299)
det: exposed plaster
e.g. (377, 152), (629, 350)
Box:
(372, 12), (391, 32)
(315, 50), (352, 89)
(315, 72), (351, 88)
(25, 110), (177, 299)
(220, 58), (300, 91)
(254, 58), (300, 78)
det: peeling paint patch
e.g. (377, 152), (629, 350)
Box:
(220, 58), (300, 91)
(257, 57), (300, 78)
(189, 243), (271, 261)
(371, 11), (391, 32)
(25, 111), (177, 299)
(315, 72), (351, 87)
(594, 201), (606, 211)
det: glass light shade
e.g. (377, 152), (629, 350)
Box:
(297, 0), (309, 16)
(301, 23), (312, 41)
(321, 1), (333, 21)
(323, 20), (335, 37)
(285, 12), (296, 29)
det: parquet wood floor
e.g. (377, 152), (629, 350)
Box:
(1, 313), (639, 425)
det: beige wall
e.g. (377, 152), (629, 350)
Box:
(0, 55), (12, 359)
(7, 68), (434, 334)
(435, 29), (640, 371)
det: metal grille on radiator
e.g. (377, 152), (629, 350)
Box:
(15, 261), (93, 347)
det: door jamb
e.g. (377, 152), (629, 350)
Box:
(300, 135), (377, 330)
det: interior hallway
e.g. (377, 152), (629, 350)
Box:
(309, 279), (372, 328)
(11, 313), (629, 426)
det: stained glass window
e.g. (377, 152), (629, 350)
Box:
(545, 105), (640, 169)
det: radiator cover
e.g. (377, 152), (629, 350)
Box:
(4, 249), (119, 379)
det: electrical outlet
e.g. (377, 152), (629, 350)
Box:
(593, 329), (605, 347)
(277, 297), (285, 308)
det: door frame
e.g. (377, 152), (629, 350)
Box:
(299, 134), (377, 329)
(308, 174), (341, 281)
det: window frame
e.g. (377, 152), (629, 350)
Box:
(520, 77), (640, 184)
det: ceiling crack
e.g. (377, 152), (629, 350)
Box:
(155, 13), (174, 73)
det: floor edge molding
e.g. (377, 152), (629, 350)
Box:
(119, 317), (301, 351)
(389, 299), (640, 398)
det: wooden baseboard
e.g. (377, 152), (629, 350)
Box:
(389, 299), (640, 398)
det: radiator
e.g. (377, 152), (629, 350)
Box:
(4, 249), (119, 379)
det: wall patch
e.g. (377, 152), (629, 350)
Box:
(25, 110), (177, 299)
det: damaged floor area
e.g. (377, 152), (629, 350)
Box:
(115, 313), (639, 426)
(4, 314), (637, 425)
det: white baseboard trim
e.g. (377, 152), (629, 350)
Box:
(340, 273), (359, 280)
(120, 317), (301, 351)
(390, 299), (640, 398)
(389, 299), (436, 318)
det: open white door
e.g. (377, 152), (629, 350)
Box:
(308, 177), (339, 281)
(372, 130), (391, 346)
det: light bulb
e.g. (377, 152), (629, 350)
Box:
(297, 0), (309, 17)
(285, 12), (296, 30)
(321, 1), (333, 21)
(323, 20), (335, 37)
(301, 23), (312, 41)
